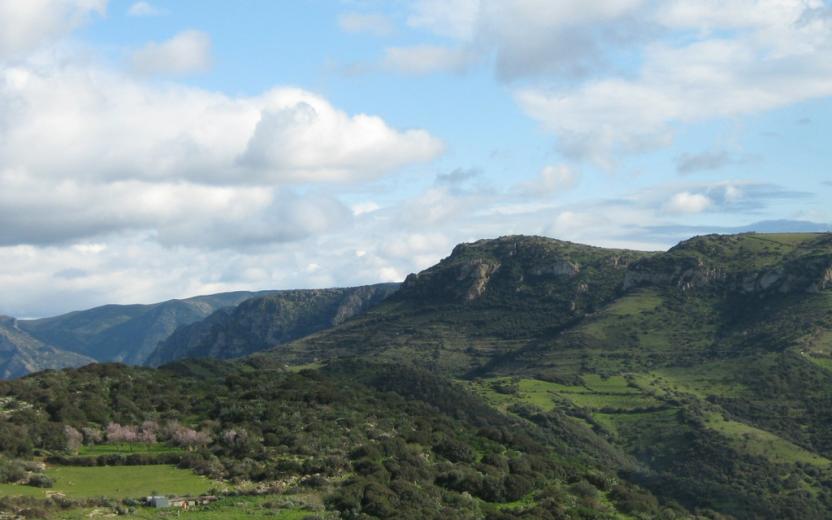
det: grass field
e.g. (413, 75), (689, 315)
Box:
(77, 443), (184, 456)
(705, 413), (831, 467)
(0, 465), (215, 499)
(469, 374), (665, 416)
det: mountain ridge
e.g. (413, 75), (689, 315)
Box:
(0, 315), (95, 379)
(145, 283), (400, 366)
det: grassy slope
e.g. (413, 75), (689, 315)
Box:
(0, 465), (214, 499)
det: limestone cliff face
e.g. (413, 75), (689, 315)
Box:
(741, 256), (832, 294)
(403, 258), (503, 302)
(622, 256), (726, 292)
(620, 233), (832, 296)
(398, 235), (648, 310)
(530, 259), (581, 277)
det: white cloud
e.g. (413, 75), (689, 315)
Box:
(0, 41), (443, 252)
(407, 0), (480, 39)
(517, 165), (579, 196)
(664, 192), (713, 214)
(238, 92), (443, 182)
(404, 0), (832, 164)
(0, 63), (442, 190)
(338, 12), (394, 36)
(131, 30), (212, 76)
(0, 171), (353, 248)
(127, 1), (163, 17)
(351, 202), (381, 216)
(406, 0), (648, 79)
(0, 0), (106, 60)
(382, 45), (475, 75)
(514, 2), (832, 164)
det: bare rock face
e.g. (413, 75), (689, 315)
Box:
(812, 266), (832, 292)
(402, 259), (501, 302)
(530, 259), (580, 277)
(623, 256), (725, 292)
(621, 233), (832, 296)
(457, 260), (502, 301)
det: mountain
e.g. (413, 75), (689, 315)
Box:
(263, 233), (832, 376)
(146, 283), (400, 366)
(258, 235), (654, 373)
(16, 291), (276, 365)
(2, 232), (832, 519)
(251, 232), (832, 518)
(0, 316), (94, 379)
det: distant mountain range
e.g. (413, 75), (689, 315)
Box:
(145, 283), (400, 366)
(1, 284), (400, 378)
(0, 316), (95, 379)
(17, 291), (277, 365)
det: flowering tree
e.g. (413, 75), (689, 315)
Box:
(170, 425), (211, 450)
(64, 425), (83, 453)
(81, 427), (102, 446)
(105, 422), (138, 443)
(139, 420), (158, 444)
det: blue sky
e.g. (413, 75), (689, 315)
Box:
(0, 0), (830, 317)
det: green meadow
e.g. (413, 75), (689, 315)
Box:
(0, 465), (214, 499)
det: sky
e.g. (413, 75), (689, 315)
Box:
(1, 0), (831, 317)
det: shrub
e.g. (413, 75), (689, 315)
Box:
(26, 474), (54, 488)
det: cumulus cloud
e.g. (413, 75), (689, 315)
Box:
(338, 12), (394, 36)
(0, 26), (443, 253)
(402, 0), (832, 165)
(0, 0), (107, 59)
(0, 0), (448, 311)
(0, 64), (442, 189)
(664, 192), (713, 214)
(238, 93), (442, 182)
(545, 3), (831, 163)
(383, 45), (476, 75)
(131, 30), (212, 76)
(0, 171), (353, 249)
(127, 1), (163, 17)
(405, 0), (648, 79)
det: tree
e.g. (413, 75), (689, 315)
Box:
(106, 422), (138, 443)
(64, 425), (83, 453)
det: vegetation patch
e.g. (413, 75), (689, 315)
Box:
(0, 465), (215, 499)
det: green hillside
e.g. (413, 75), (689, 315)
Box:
(252, 232), (832, 518)
(2, 233), (832, 518)
(260, 236), (654, 374)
